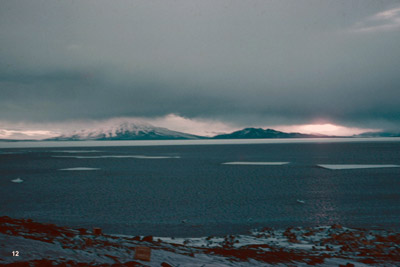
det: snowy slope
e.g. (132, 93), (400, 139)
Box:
(47, 122), (201, 141)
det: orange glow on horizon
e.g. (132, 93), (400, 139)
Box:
(273, 123), (380, 136)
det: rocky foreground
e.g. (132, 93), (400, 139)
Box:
(0, 216), (399, 266)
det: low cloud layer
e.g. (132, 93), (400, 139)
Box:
(1, 1), (400, 132)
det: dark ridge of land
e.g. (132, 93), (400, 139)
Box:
(1, 216), (399, 266)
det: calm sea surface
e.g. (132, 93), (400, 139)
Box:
(1, 138), (399, 237)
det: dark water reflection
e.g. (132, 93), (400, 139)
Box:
(0, 141), (399, 236)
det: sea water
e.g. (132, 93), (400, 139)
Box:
(0, 138), (399, 237)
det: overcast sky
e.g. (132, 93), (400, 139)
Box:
(1, 0), (400, 137)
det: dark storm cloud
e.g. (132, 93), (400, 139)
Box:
(1, 0), (400, 129)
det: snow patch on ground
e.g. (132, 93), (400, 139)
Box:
(1, 217), (399, 266)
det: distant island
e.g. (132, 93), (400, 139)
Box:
(44, 122), (203, 141)
(39, 123), (333, 141)
(212, 128), (327, 139)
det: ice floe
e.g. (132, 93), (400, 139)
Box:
(53, 155), (180, 159)
(59, 167), (100, 171)
(318, 164), (400, 170)
(52, 150), (102, 153)
(222, 161), (289, 165)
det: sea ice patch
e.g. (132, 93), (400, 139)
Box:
(52, 150), (102, 153)
(318, 164), (400, 170)
(59, 167), (100, 171)
(53, 155), (180, 159)
(222, 162), (289, 165)
(0, 152), (24, 155)
(113, 155), (180, 159)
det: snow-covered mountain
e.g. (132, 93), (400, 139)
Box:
(46, 121), (201, 141)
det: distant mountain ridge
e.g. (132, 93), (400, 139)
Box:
(212, 128), (327, 139)
(46, 125), (329, 141)
(3, 124), (400, 141)
(353, 131), (400, 138)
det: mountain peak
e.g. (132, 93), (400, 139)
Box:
(46, 121), (201, 141)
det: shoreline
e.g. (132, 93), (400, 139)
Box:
(1, 137), (400, 149)
(1, 216), (399, 266)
